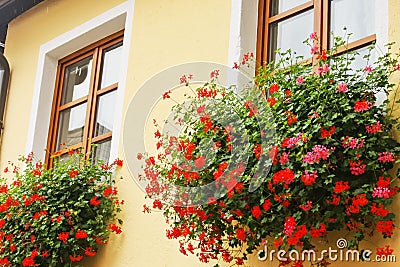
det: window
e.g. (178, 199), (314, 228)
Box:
(46, 30), (124, 166)
(257, 0), (376, 65)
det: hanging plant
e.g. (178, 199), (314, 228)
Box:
(140, 34), (400, 266)
(0, 151), (123, 266)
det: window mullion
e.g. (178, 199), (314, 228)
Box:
(256, 0), (268, 67)
(83, 47), (100, 158)
(320, 0), (330, 51)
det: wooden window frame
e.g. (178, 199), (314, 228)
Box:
(46, 30), (124, 167)
(256, 0), (376, 67)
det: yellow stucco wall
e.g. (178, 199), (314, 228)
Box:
(2, 0), (400, 266)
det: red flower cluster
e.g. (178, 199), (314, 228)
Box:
(67, 168), (78, 178)
(90, 196), (101, 206)
(139, 33), (400, 267)
(69, 255), (83, 262)
(371, 203), (389, 217)
(378, 152), (396, 163)
(376, 221), (395, 237)
(58, 231), (69, 244)
(320, 126), (336, 139)
(253, 144), (262, 160)
(267, 97), (277, 107)
(269, 83), (279, 95)
(376, 245), (394, 256)
(310, 224), (327, 238)
(287, 113), (297, 126)
(244, 100), (258, 118)
(108, 223), (122, 234)
(346, 194), (368, 215)
(348, 160), (366, 175)
(302, 145), (332, 164)
(283, 216), (296, 236)
(301, 170), (317, 186)
(75, 230), (88, 239)
(272, 168), (295, 185)
(354, 99), (373, 112)
(334, 181), (350, 194)
(366, 121), (382, 134)
(197, 88), (217, 98)
(342, 136), (365, 149)
(251, 206), (262, 219)
(235, 228), (246, 241)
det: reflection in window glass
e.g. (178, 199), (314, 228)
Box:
(349, 47), (375, 72)
(101, 43), (123, 89)
(270, 0), (309, 16)
(330, 0), (375, 47)
(61, 57), (92, 105)
(94, 91), (117, 137)
(92, 139), (112, 163)
(269, 9), (314, 62)
(56, 103), (87, 150)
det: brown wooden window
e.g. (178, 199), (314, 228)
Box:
(257, 0), (377, 66)
(46, 30), (124, 166)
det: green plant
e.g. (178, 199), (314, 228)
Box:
(0, 151), (123, 266)
(141, 34), (400, 266)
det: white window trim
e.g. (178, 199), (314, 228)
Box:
(26, 0), (134, 162)
(376, 0), (388, 51)
(228, 0), (258, 75)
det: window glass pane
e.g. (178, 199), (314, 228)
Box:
(100, 43), (123, 89)
(61, 57), (92, 105)
(92, 138), (112, 163)
(269, 9), (314, 62)
(57, 153), (72, 163)
(0, 70), (4, 84)
(94, 90), (117, 137)
(270, 0), (309, 16)
(349, 47), (375, 72)
(56, 103), (87, 150)
(330, 0), (375, 47)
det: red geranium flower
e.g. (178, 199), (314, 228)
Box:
(262, 199), (272, 212)
(113, 158), (123, 167)
(84, 247), (97, 257)
(75, 230), (88, 239)
(108, 223), (122, 234)
(22, 257), (35, 267)
(269, 83), (279, 95)
(333, 181), (350, 194)
(68, 169), (78, 178)
(90, 196), (101, 206)
(354, 99), (372, 112)
(235, 228), (246, 241)
(69, 255), (83, 262)
(272, 168), (295, 185)
(58, 232), (69, 244)
(251, 206), (262, 219)
(194, 156), (206, 169)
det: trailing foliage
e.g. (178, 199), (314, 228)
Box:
(0, 151), (123, 266)
(141, 34), (400, 266)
